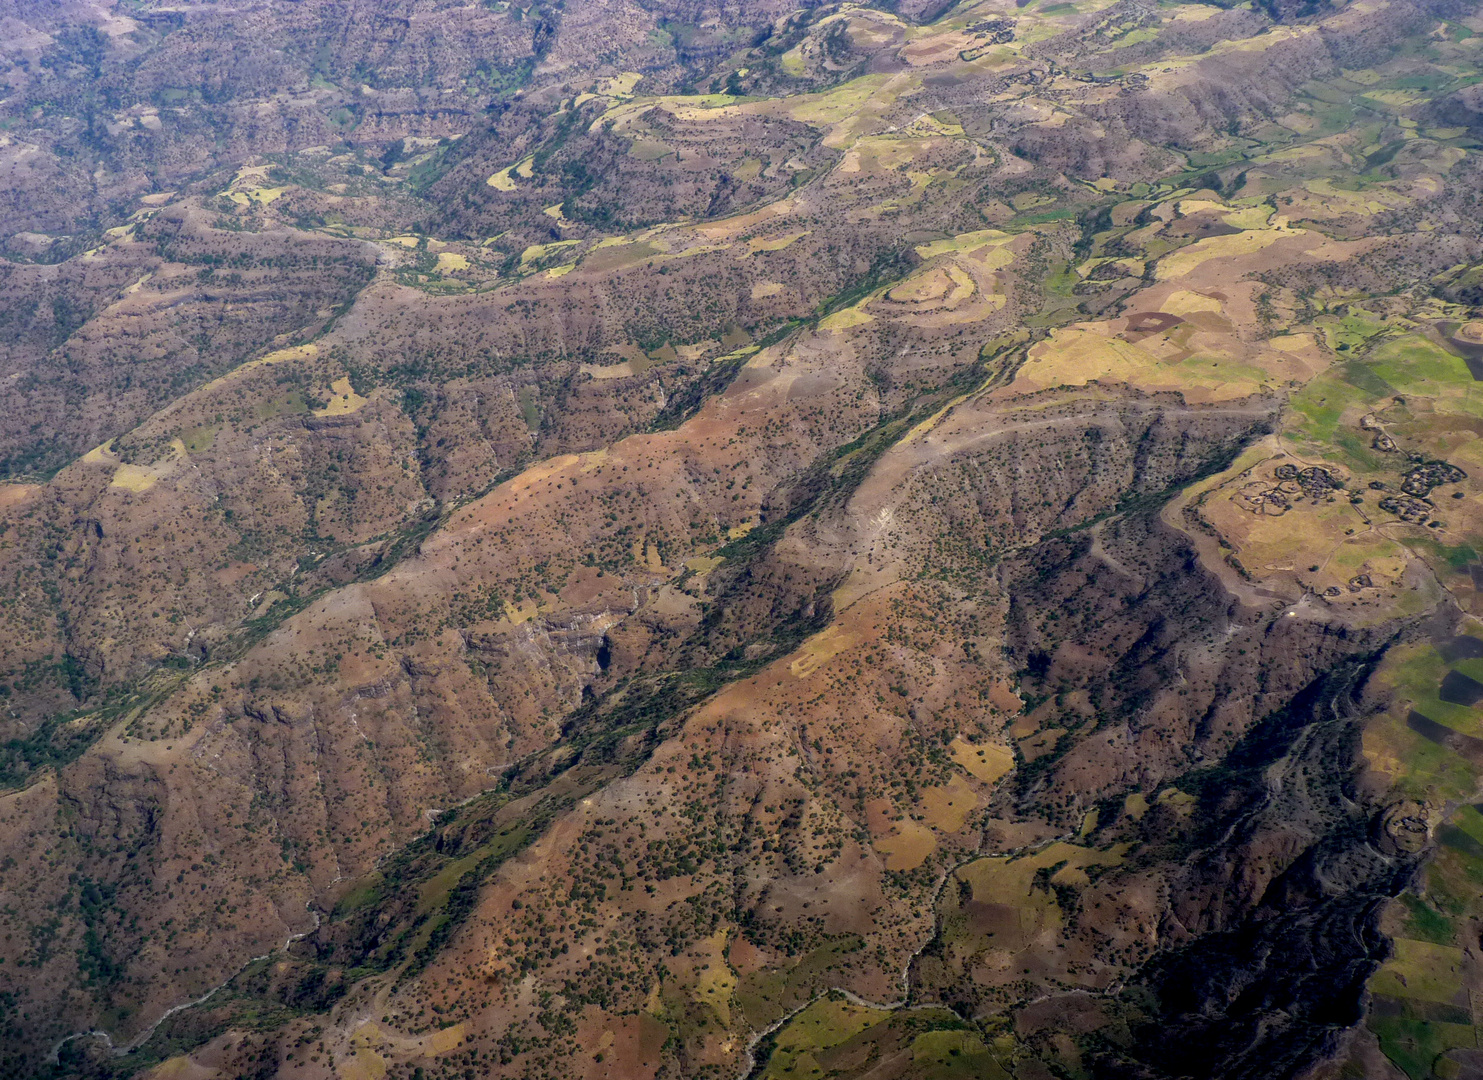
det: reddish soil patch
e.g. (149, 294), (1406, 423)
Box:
(728, 934), (770, 976)
(864, 798), (898, 837)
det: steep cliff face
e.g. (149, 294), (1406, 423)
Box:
(0, 209), (379, 477)
(0, 368), (1302, 1071)
(33, 383), (1430, 1080)
(1107, 661), (1416, 1080)
(0, 0), (832, 238)
(273, 390), (1320, 1080)
(914, 511), (1428, 1079)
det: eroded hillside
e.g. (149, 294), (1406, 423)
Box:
(4, 0), (1483, 1078)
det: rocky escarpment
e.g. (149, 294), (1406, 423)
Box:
(0, 208), (379, 477)
(996, 513), (1405, 816)
(1103, 659), (1419, 1080)
(957, 0), (1448, 184)
(4, 365), (1444, 1080)
(938, 510), (1434, 1079)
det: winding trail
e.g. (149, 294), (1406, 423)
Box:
(733, 828), (1088, 1079)
(49, 904), (324, 1064)
(736, 653), (1385, 1078)
(734, 853), (965, 1080)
